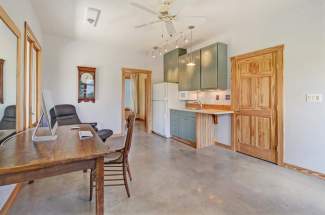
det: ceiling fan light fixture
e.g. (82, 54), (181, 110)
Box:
(186, 26), (196, 67)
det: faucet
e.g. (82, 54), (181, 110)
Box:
(194, 100), (203, 110)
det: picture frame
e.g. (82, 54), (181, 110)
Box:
(78, 66), (96, 103)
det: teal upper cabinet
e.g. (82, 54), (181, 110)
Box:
(164, 48), (187, 83)
(200, 43), (228, 90)
(178, 50), (201, 91)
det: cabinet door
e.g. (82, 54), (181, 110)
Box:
(164, 49), (187, 83)
(188, 114), (196, 142)
(174, 111), (196, 142)
(170, 110), (179, 137)
(178, 54), (189, 91)
(164, 51), (173, 82)
(201, 43), (228, 90)
(217, 43), (228, 90)
(178, 51), (201, 91)
(201, 43), (218, 89)
(188, 50), (201, 91)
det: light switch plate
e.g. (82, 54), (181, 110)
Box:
(306, 94), (323, 103)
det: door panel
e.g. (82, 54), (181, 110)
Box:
(233, 48), (282, 163)
(153, 101), (165, 135)
(239, 77), (253, 108)
(238, 115), (251, 145)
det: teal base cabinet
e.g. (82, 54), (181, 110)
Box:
(170, 110), (196, 143)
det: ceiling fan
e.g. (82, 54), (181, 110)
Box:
(130, 0), (206, 37)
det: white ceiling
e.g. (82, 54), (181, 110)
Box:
(30, 0), (296, 53)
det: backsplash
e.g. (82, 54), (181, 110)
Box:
(197, 89), (231, 105)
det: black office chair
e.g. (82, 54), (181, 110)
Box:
(0, 105), (16, 130)
(49, 104), (113, 142)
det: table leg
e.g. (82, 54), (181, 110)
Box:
(96, 157), (104, 215)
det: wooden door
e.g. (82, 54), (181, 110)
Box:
(232, 46), (284, 164)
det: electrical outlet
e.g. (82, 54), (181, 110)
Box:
(216, 95), (220, 100)
(306, 94), (323, 103)
(225, 95), (231, 100)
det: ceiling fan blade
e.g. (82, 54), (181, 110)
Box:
(135, 20), (162, 28)
(130, 2), (157, 15)
(165, 21), (176, 36)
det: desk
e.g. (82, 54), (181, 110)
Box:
(0, 124), (109, 215)
(0, 129), (16, 144)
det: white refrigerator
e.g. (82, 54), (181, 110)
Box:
(152, 83), (184, 138)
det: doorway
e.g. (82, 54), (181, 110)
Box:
(121, 68), (152, 134)
(231, 45), (284, 165)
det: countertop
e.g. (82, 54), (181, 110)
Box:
(170, 107), (234, 115)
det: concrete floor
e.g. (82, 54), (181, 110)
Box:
(10, 122), (325, 215)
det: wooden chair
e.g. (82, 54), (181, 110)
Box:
(89, 112), (135, 200)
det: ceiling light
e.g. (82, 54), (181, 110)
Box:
(186, 26), (196, 67)
(86, 7), (101, 27)
(187, 62), (196, 66)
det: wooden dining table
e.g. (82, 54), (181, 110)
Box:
(0, 124), (110, 215)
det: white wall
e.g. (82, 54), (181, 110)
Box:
(42, 34), (163, 134)
(193, 0), (325, 173)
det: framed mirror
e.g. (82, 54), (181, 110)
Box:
(24, 22), (42, 129)
(0, 6), (21, 143)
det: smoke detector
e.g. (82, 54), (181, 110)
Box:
(86, 7), (101, 27)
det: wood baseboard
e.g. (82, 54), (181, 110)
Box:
(172, 136), (196, 148)
(214, 141), (232, 151)
(152, 131), (167, 138)
(283, 163), (325, 180)
(0, 183), (22, 215)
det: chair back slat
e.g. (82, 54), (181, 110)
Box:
(124, 112), (135, 158)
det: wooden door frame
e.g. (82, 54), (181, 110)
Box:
(121, 68), (152, 134)
(24, 21), (42, 129)
(231, 45), (284, 165)
(0, 6), (22, 132)
(0, 5), (23, 214)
